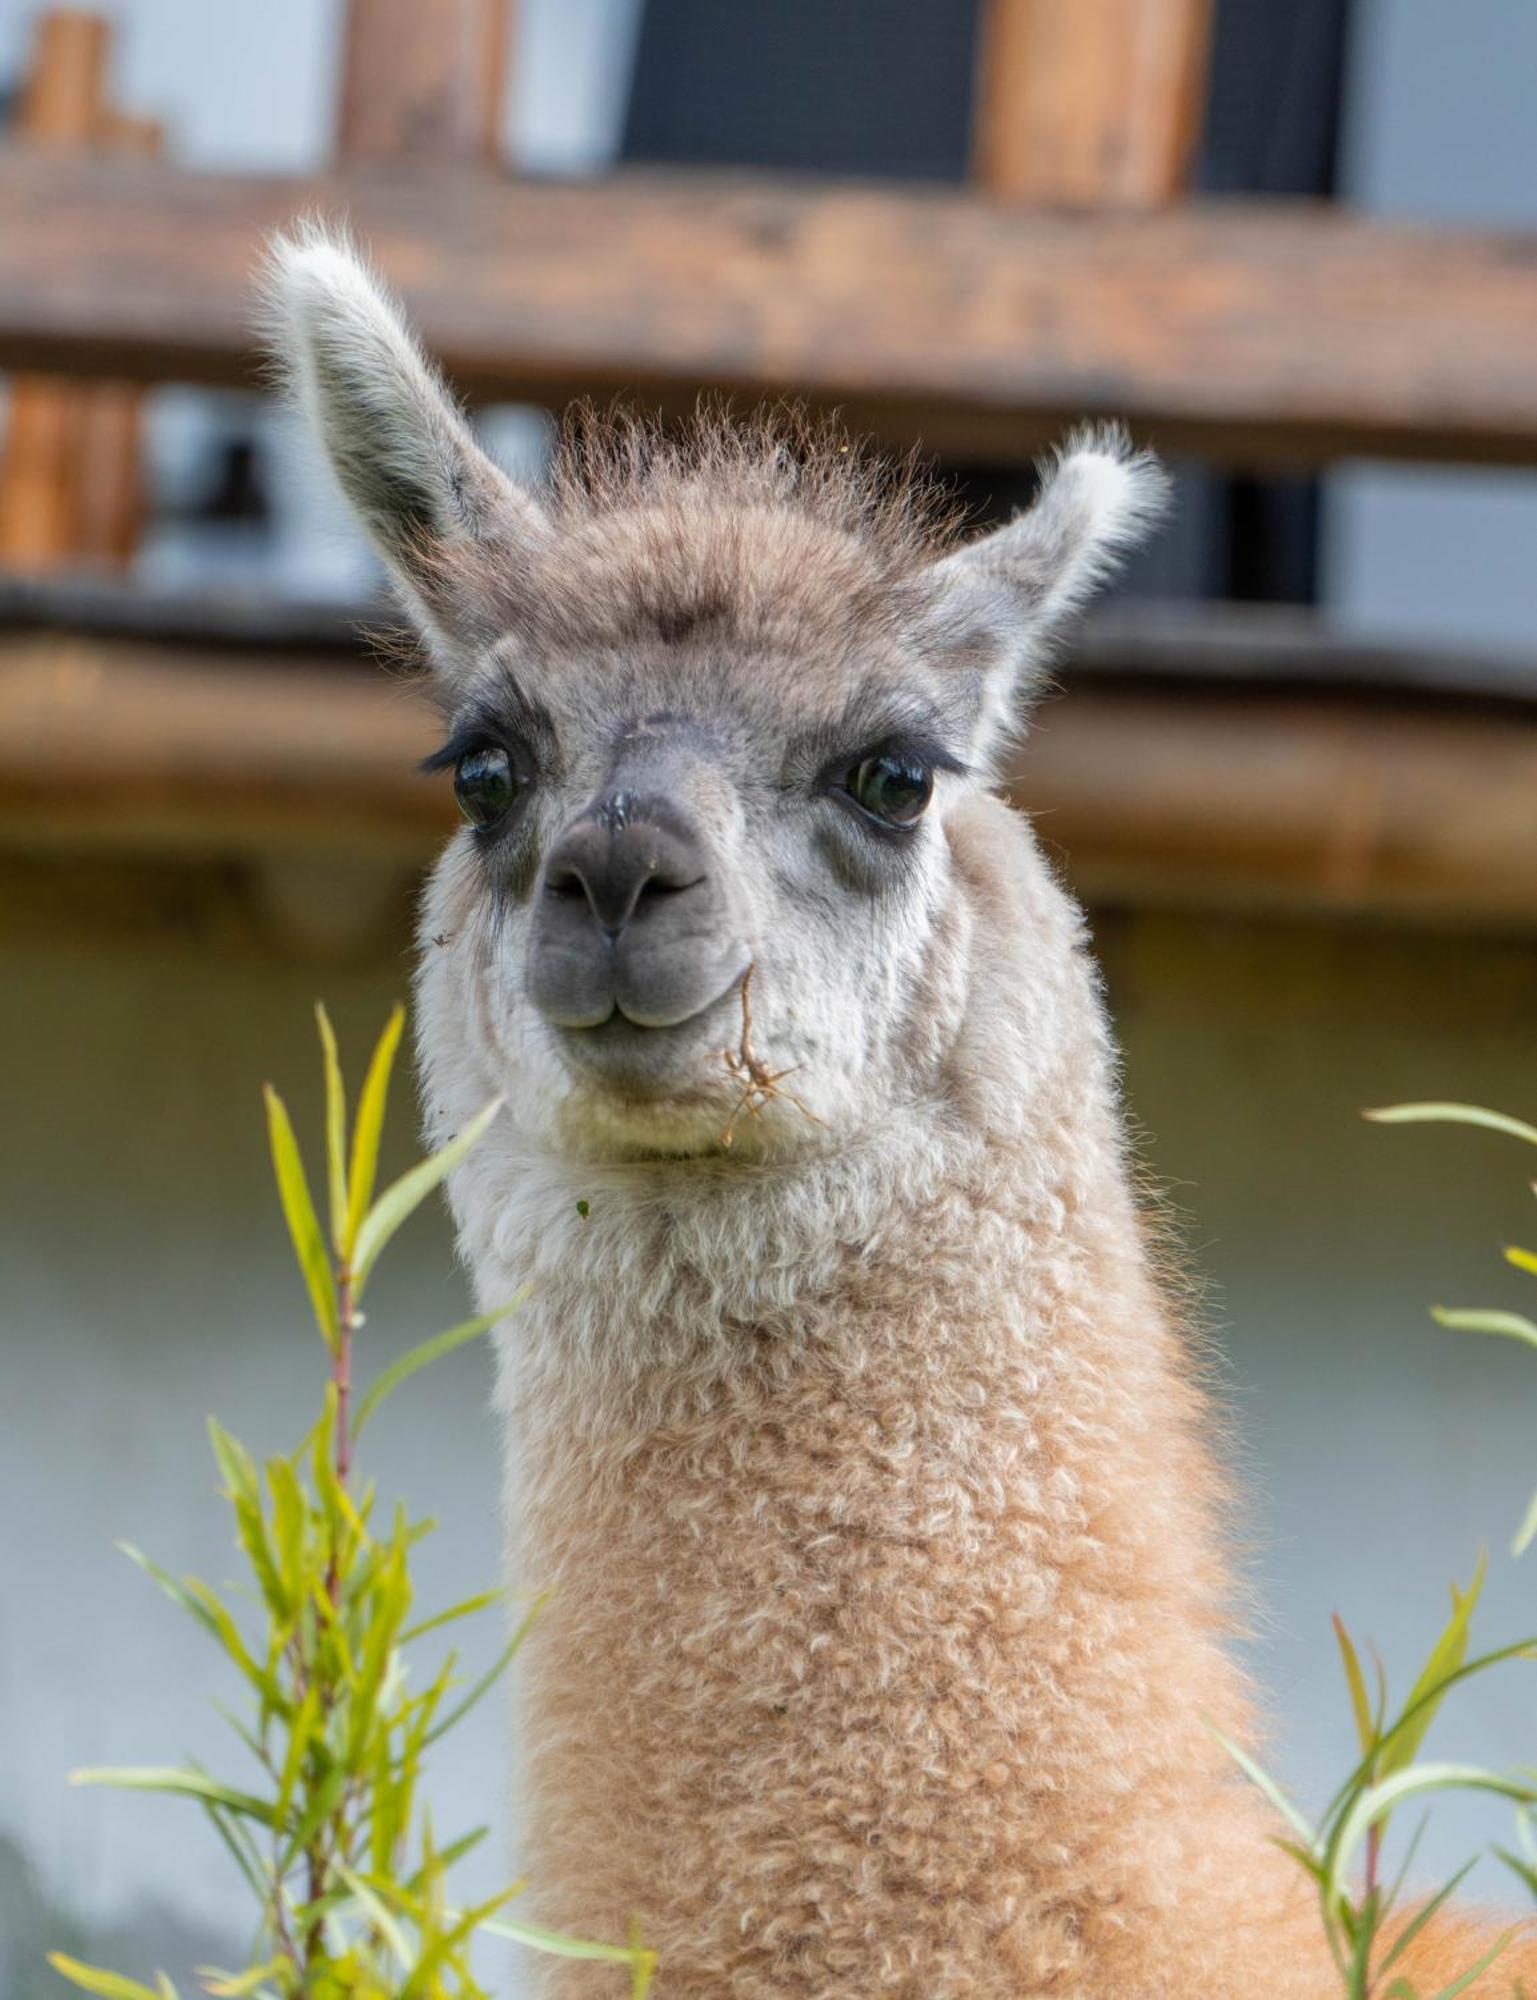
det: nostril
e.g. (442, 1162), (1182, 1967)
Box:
(637, 863), (704, 901)
(542, 805), (708, 938)
(544, 865), (589, 903)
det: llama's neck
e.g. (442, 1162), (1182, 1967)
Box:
(444, 820), (1317, 1994)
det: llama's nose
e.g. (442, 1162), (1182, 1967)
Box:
(541, 793), (706, 941)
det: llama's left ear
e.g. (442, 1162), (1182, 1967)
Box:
(265, 227), (549, 670)
(931, 428), (1167, 760)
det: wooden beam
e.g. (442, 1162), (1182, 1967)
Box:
(3, 628), (1536, 927)
(973, 0), (1213, 206)
(8, 148), (1537, 469)
(0, 637), (437, 856)
(336, 0), (510, 164)
(9, 580), (1537, 705)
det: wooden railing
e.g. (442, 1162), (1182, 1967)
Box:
(3, 0), (1536, 934)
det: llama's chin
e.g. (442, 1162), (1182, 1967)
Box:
(537, 1000), (830, 1162)
(538, 999), (732, 1150)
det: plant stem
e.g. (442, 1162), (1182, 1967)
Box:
(301, 1256), (358, 1978)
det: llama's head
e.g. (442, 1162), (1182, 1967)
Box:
(271, 235), (1164, 1166)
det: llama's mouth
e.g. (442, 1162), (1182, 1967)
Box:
(550, 980), (747, 1104)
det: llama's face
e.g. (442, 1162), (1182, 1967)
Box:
(413, 518), (987, 1157)
(272, 235), (1163, 1161)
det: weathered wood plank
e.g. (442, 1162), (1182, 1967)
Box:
(9, 149), (1537, 466)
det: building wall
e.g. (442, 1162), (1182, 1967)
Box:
(4, 905), (1537, 1990)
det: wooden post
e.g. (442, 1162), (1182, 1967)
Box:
(72, 115), (163, 569)
(973, 0), (1214, 206)
(336, 0), (511, 164)
(0, 13), (108, 570)
(0, 11), (157, 574)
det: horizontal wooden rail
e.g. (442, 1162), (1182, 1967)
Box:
(4, 626), (1536, 925)
(10, 148), (1537, 467)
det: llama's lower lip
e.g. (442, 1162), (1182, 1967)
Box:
(552, 984), (744, 1100)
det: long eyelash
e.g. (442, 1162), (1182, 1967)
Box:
(420, 723), (497, 775)
(868, 735), (969, 778)
(818, 733), (969, 792)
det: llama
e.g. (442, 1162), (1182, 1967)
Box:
(271, 235), (1528, 1997)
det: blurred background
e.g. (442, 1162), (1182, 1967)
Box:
(3, 0), (1537, 1991)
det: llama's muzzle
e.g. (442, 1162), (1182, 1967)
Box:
(526, 784), (746, 1048)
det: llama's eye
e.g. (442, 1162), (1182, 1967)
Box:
(454, 745), (521, 829)
(845, 753), (933, 828)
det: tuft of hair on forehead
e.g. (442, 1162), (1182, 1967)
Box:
(498, 401), (969, 655)
(544, 401), (958, 552)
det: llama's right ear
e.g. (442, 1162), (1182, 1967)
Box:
(930, 429), (1167, 763)
(265, 229), (547, 667)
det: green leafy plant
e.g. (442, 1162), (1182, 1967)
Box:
(1214, 1558), (1536, 1998)
(1365, 1103), (1537, 1556)
(51, 1006), (654, 2000)
(1214, 1099), (1537, 1999)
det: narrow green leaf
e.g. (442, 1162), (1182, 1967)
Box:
(1364, 1102), (1537, 1146)
(404, 1886), (519, 1995)
(1424, 1931), (1513, 2000)
(422, 1593), (549, 1747)
(1333, 1613), (1376, 1762)
(179, 1575), (273, 1700)
(117, 1544), (227, 1649)
(1203, 1718), (1317, 1849)
(352, 1292), (528, 1440)
(315, 1003), (349, 1257)
(346, 1003), (405, 1260)
(1329, 1764), (1537, 1908)
(1505, 1246), (1537, 1277)
(70, 1766), (277, 1827)
(1494, 1844), (1537, 1900)
(401, 1588), (502, 1646)
(1379, 1858), (1479, 1973)
(1432, 1307), (1537, 1350)
(199, 1801), (268, 1905)
(352, 1097), (503, 1295)
(400, 1826), (489, 1891)
(1512, 1488), (1537, 1558)
(207, 1423), (287, 1620)
(263, 1085), (337, 1350)
(333, 1864), (415, 1971)
(1271, 1836), (1326, 1886)
(46, 1956), (168, 2000)
(195, 1959), (288, 1998)
(477, 1913), (656, 1970)
(1379, 1556), (1486, 1779)
(1382, 1811), (1433, 1921)
(273, 1684), (318, 1832)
